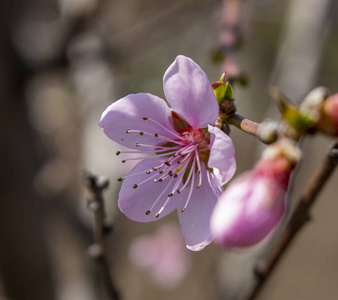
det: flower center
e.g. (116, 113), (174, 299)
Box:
(116, 114), (212, 218)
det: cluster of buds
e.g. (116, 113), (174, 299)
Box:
(210, 79), (337, 248)
(274, 87), (338, 139)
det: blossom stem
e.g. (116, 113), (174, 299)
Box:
(240, 140), (338, 300)
(82, 171), (120, 300)
(227, 113), (260, 137)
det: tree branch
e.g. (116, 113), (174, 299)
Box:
(82, 171), (120, 300)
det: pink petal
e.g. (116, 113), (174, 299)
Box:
(177, 165), (219, 251)
(163, 55), (219, 130)
(207, 125), (236, 185)
(118, 157), (183, 222)
(99, 93), (174, 149)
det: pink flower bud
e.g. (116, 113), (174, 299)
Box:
(210, 157), (291, 248)
(316, 93), (338, 136)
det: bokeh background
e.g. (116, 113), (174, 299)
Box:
(1, 0), (338, 299)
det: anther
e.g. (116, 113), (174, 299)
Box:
(133, 184), (138, 189)
(154, 179), (158, 183)
(139, 132), (144, 136)
(177, 160), (181, 164)
(146, 170), (151, 174)
(168, 193), (173, 197)
(177, 190), (180, 194)
(198, 170), (201, 174)
(158, 178), (163, 182)
(126, 130), (131, 133)
(117, 178), (123, 182)
(143, 117), (148, 120)
(196, 184), (201, 188)
(154, 133), (158, 137)
(181, 208), (185, 212)
(136, 143), (140, 147)
(122, 160), (126, 163)
(159, 171), (164, 174)
(168, 171), (173, 176)
(152, 167), (157, 171)
(116, 151), (121, 156)
(174, 174), (178, 178)
(155, 213), (160, 218)
(145, 210), (150, 215)
(165, 161), (171, 166)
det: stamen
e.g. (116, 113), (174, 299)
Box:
(147, 181), (174, 214)
(195, 148), (202, 188)
(182, 166), (196, 212)
(127, 129), (186, 145)
(144, 116), (186, 140)
(178, 157), (196, 193)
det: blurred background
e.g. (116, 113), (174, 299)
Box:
(1, 0), (338, 299)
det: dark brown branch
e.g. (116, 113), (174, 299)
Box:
(82, 171), (120, 300)
(240, 140), (338, 300)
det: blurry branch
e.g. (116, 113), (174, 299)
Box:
(82, 171), (120, 300)
(212, 0), (247, 86)
(240, 140), (338, 300)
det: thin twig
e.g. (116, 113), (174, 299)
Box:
(82, 171), (120, 300)
(240, 140), (338, 300)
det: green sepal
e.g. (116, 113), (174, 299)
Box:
(212, 81), (234, 105)
(271, 87), (316, 132)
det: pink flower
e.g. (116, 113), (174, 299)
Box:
(129, 223), (190, 289)
(210, 157), (291, 248)
(99, 55), (236, 251)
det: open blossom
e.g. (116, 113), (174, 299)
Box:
(99, 55), (236, 251)
(210, 156), (292, 248)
